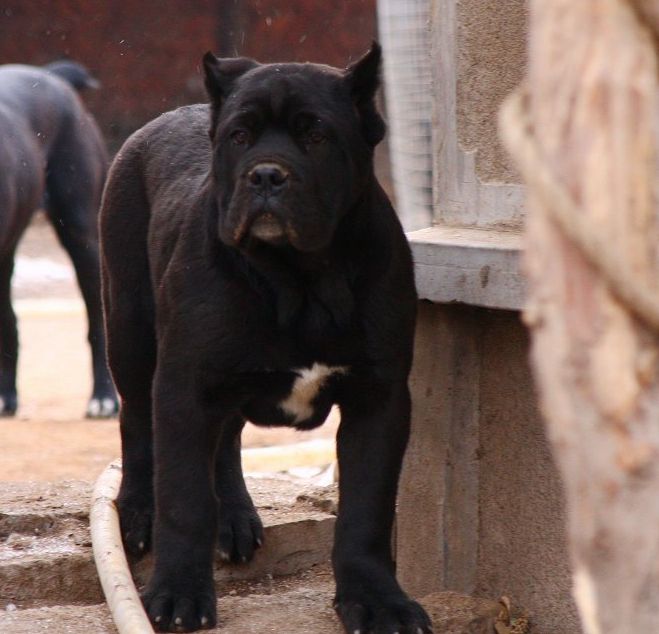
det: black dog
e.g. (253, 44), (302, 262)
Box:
(44, 59), (102, 91)
(100, 43), (431, 633)
(0, 60), (117, 417)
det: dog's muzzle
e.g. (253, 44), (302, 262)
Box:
(242, 162), (290, 243)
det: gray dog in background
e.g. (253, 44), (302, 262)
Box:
(0, 60), (117, 418)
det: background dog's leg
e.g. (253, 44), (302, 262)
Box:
(333, 380), (433, 634)
(0, 255), (18, 415)
(45, 139), (117, 418)
(47, 204), (116, 417)
(144, 364), (218, 632)
(214, 414), (264, 564)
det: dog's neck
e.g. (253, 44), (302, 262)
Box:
(241, 240), (355, 332)
(205, 187), (384, 332)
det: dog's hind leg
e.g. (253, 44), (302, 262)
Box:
(114, 392), (155, 557)
(0, 255), (18, 415)
(214, 415), (264, 563)
(105, 303), (155, 559)
(100, 146), (157, 557)
(45, 128), (117, 418)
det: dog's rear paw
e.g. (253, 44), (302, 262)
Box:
(217, 503), (264, 564)
(143, 580), (216, 632)
(117, 498), (153, 559)
(86, 396), (119, 419)
(0, 393), (17, 417)
(334, 595), (433, 634)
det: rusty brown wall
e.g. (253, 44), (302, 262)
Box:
(0, 1), (375, 151)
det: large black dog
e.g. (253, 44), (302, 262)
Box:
(100, 44), (431, 633)
(0, 60), (117, 417)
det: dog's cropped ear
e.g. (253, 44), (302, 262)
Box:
(344, 42), (386, 147)
(203, 52), (258, 137)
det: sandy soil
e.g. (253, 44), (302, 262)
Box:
(0, 216), (338, 482)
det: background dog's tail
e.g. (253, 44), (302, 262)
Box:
(44, 59), (101, 92)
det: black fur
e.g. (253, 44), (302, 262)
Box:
(44, 59), (101, 91)
(100, 44), (431, 633)
(0, 61), (117, 417)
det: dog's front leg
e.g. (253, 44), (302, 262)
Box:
(333, 379), (433, 634)
(143, 363), (218, 632)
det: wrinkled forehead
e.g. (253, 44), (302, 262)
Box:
(225, 63), (350, 120)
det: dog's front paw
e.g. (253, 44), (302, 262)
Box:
(142, 578), (216, 632)
(334, 594), (433, 634)
(217, 502), (264, 563)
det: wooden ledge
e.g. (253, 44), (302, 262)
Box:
(407, 226), (525, 311)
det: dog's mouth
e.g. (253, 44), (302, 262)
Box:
(233, 210), (291, 248)
(249, 212), (286, 242)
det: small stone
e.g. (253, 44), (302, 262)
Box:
(6, 603), (17, 612)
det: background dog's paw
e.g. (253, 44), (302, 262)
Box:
(334, 596), (433, 634)
(0, 393), (17, 417)
(116, 499), (153, 559)
(142, 581), (216, 632)
(217, 503), (264, 564)
(86, 395), (119, 418)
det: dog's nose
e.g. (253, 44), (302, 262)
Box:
(248, 163), (288, 193)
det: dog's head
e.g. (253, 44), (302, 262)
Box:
(203, 43), (385, 253)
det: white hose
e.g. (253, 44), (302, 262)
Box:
(90, 442), (336, 633)
(91, 460), (154, 634)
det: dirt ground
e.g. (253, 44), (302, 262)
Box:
(0, 216), (338, 482)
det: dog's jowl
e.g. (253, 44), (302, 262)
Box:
(100, 43), (432, 633)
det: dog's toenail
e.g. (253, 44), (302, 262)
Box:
(154, 615), (162, 623)
(219, 550), (230, 561)
(241, 555), (247, 563)
(174, 616), (182, 625)
(138, 541), (145, 550)
(256, 538), (263, 546)
(201, 616), (208, 626)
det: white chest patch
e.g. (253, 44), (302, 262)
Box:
(279, 363), (347, 423)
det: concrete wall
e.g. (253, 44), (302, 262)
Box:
(456, 0), (527, 184)
(432, 0), (526, 230)
(397, 303), (581, 633)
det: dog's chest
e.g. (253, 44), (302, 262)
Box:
(278, 362), (347, 424)
(240, 360), (347, 429)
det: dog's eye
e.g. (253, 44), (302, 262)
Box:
(230, 130), (250, 146)
(305, 129), (326, 145)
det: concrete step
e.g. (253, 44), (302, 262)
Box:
(0, 562), (507, 633)
(0, 477), (337, 608)
(0, 480), (521, 633)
